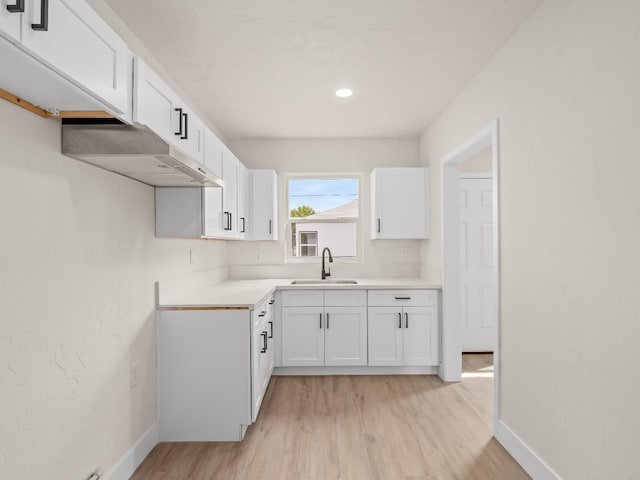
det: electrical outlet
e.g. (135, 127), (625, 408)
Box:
(255, 249), (261, 261)
(189, 249), (197, 265)
(400, 247), (412, 257)
(130, 362), (139, 389)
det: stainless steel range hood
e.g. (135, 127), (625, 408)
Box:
(61, 119), (224, 188)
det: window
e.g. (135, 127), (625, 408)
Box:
(298, 231), (318, 257)
(288, 176), (360, 260)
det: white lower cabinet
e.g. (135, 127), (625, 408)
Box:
(157, 295), (276, 441)
(281, 290), (367, 367)
(367, 290), (439, 366)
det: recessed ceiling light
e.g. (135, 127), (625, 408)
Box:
(335, 88), (353, 98)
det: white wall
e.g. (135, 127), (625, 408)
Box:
(0, 100), (228, 479)
(227, 138), (425, 279)
(420, 0), (640, 477)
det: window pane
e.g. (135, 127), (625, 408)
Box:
(300, 246), (317, 257)
(300, 232), (317, 244)
(289, 178), (359, 219)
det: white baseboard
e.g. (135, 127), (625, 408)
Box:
(496, 420), (561, 480)
(103, 423), (159, 480)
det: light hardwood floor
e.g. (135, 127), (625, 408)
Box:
(131, 354), (530, 479)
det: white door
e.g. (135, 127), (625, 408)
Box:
(459, 177), (496, 351)
(367, 307), (403, 366)
(281, 307), (324, 366)
(222, 148), (239, 237)
(324, 307), (367, 366)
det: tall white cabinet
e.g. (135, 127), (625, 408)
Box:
(370, 167), (430, 239)
(249, 169), (279, 241)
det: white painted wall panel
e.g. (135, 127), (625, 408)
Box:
(0, 100), (228, 479)
(420, 0), (640, 477)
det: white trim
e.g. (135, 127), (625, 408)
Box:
(102, 423), (159, 480)
(459, 172), (493, 179)
(274, 365), (439, 376)
(496, 420), (562, 480)
(438, 120), (501, 437)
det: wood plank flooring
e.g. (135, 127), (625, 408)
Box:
(131, 354), (530, 480)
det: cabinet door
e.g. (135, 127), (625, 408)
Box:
(324, 306), (367, 366)
(281, 307), (324, 366)
(367, 307), (403, 366)
(203, 128), (223, 177)
(252, 327), (268, 422)
(249, 169), (278, 240)
(134, 58), (181, 143)
(402, 307), (439, 366)
(237, 162), (249, 239)
(176, 106), (204, 164)
(21, 0), (132, 116)
(203, 187), (225, 238)
(0, 1), (21, 42)
(371, 168), (429, 239)
(222, 148), (239, 237)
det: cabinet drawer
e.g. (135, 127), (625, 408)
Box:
(324, 290), (366, 307)
(282, 290), (324, 307)
(367, 290), (437, 307)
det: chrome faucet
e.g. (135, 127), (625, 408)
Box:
(321, 247), (333, 280)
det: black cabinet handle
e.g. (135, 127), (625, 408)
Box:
(395, 297), (411, 300)
(258, 312), (265, 317)
(268, 321), (273, 339)
(261, 332), (267, 353)
(6, 0), (24, 13)
(174, 108), (183, 136)
(268, 299), (275, 305)
(269, 219), (272, 235)
(223, 212), (231, 231)
(326, 313), (330, 329)
(181, 112), (188, 140)
(398, 312), (402, 328)
(240, 217), (246, 233)
(319, 313), (322, 329)
(377, 218), (381, 233)
(31, 0), (48, 30)
(229, 212), (233, 231)
(405, 312), (409, 329)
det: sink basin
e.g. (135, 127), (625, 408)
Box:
(290, 279), (358, 285)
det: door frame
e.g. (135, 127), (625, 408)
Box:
(440, 119), (501, 434)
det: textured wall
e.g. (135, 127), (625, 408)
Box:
(227, 138), (427, 280)
(0, 100), (228, 479)
(420, 0), (640, 477)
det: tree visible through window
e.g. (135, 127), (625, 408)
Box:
(288, 177), (359, 258)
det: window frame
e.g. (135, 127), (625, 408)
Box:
(284, 172), (363, 264)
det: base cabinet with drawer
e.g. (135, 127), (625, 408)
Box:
(157, 294), (275, 442)
(281, 290), (367, 367)
(367, 290), (439, 366)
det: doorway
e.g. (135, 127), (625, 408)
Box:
(440, 120), (500, 434)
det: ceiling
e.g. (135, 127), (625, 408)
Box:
(105, 0), (542, 139)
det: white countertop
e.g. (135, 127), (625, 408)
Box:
(158, 278), (442, 309)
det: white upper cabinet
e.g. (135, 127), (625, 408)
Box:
(0, 0), (22, 42)
(134, 57), (204, 163)
(237, 162), (249, 239)
(249, 169), (278, 241)
(0, 0), (132, 119)
(370, 167), (430, 239)
(221, 147), (239, 238)
(203, 128), (224, 178)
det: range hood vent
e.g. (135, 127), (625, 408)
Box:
(61, 119), (223, 188)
